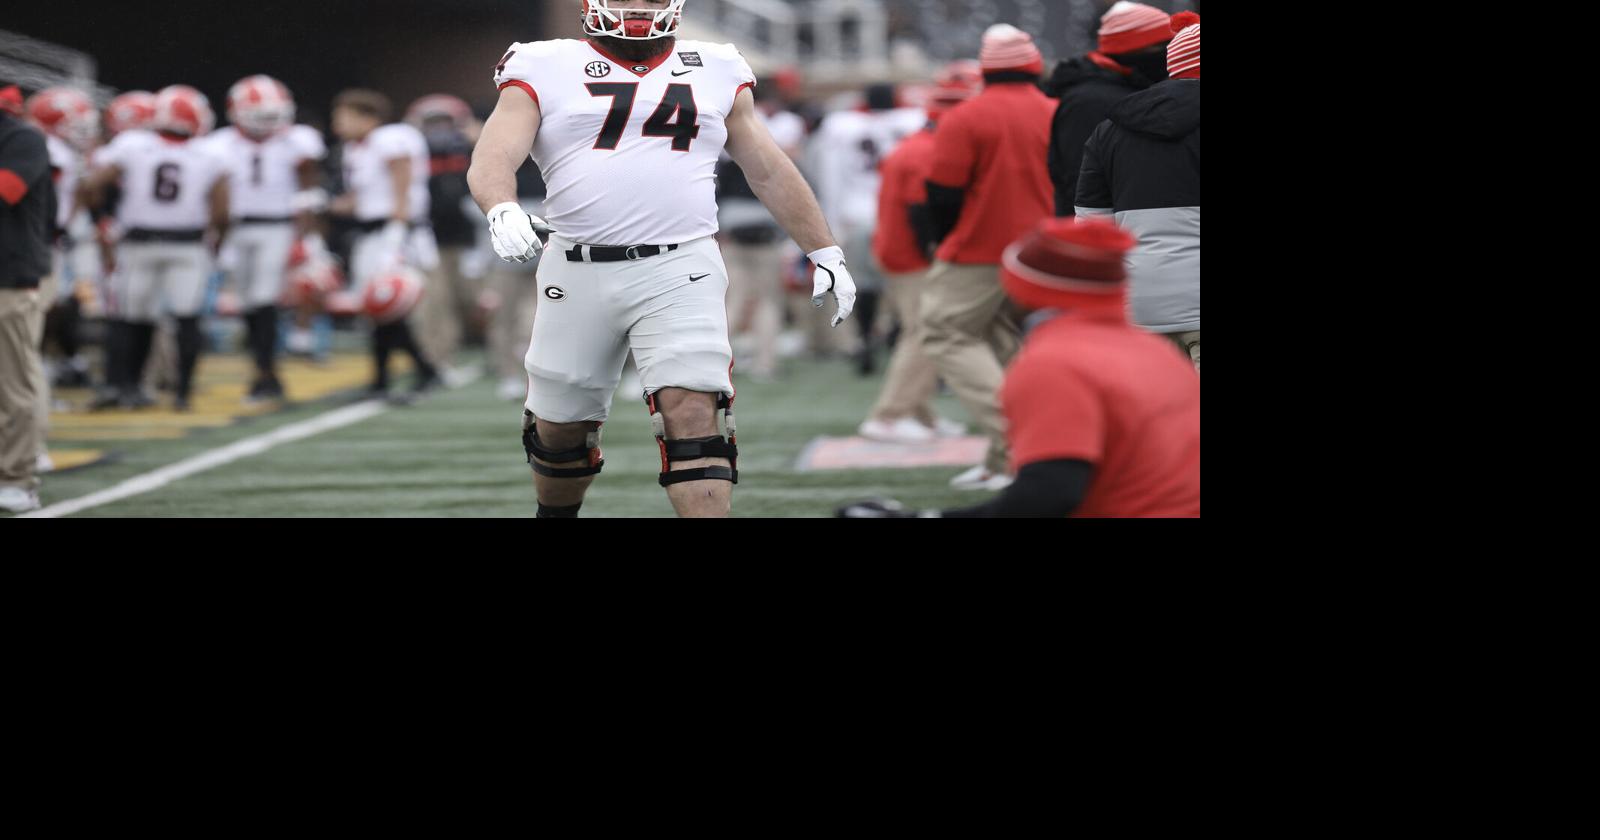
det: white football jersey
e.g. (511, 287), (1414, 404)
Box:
(808, 107), (927, 233)
(494, 38), (756, 247)
(341, 123), (430, 224)
(204, 125), (326, 220)
(95, 129), (229, 231)
(45, 134), (81, 230)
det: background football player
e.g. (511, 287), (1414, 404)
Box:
(204, 74), (328, 403)
(468, 0), (857, 518)
(79, 85), (230, 412)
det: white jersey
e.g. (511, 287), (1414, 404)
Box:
(808, 107), (926, 233)
(95, 129), (228, 231)
(45, 135), (81, 230)
(341, 122), (430, 224)
(204, 125), (326, 220)
(494, 38), (756, 247)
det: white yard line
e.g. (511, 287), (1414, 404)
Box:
(20, 400), (390, 519)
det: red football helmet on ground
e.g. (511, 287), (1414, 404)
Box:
(152, 85), (215, 137)
(25, 87), (99, 150)
(405, 94), (473, 131)
(361, 266), (426, 324)
(226, 75), (295, 138)
(282, 245), (347, 309)
(582, 0), (685, 40)
(105, 91), (157, 136)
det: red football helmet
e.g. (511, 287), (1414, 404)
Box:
(926, 60), (983, 120)
(282, 246), (346, 309)
(361, 266), (426, 324)
(152, 85), (215, 137)
(25, 87), (99, 150)
(0, 85), (23, 117)
(405, 94), (473, 131)
(582, 0), (685, 40)
(105, 91), (157, 136)
(226, 75), (295, 138)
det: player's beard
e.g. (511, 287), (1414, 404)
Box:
(592, 34), (675, 63)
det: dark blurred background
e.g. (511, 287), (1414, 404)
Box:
(5, 1), (561, 127)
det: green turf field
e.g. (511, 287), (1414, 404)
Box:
(17, 351), (999, 518)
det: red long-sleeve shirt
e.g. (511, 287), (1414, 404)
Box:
(872, 126), (937, 274)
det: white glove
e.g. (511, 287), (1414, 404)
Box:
(807, 246), (857, 328)
(487, 201), (549, 263)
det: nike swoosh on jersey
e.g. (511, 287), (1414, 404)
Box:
(690, 274), (710, 282)
(672, 70), (694, 76)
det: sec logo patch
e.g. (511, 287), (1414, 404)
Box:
(585, 61), (611, 78)
(544, 286), (567, 302)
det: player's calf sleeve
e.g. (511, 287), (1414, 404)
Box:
(247, 307), (277, 373)
(128, 322), (157, 389)
(645, 392), (739, 486)
(175, 317), (202, 399)
(102, 320), (130, 389)
(521, 410), (604, 478)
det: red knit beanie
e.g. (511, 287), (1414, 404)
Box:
(0, 85), (22, 117)
(1168, 12), (1200, 80)
(1001, 217), (1136, 316)
(980, 24), (1044, 76)
(1098, 2), (1174, 55)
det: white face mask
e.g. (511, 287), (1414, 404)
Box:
(582, 0), (686, 41)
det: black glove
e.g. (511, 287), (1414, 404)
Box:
(835, 499), (941, 519)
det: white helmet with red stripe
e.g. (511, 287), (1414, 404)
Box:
(362, 266), (426, 324)
(282, 241), (347, 308)
(105, 91), (158, 136)
(152, 85), (215, 138)
(582, 0), (685, 40)
(227, 74), (295, 138)
(25, 87), (99, 150)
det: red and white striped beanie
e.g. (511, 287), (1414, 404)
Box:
(1098, 2), (1174, 55)
(1167, 12), (1200, 79)
(980, 24), (1044, 75)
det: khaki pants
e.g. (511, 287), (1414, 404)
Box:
(722, 239), (787, 377)
(868, 270), (939, 426)
(1, 286), (45, 491)
(417, 246), (481, 369)
(31, 273), (56, 458)
(486, 261), (539, 382)
(1167, 330), (1200, 374)
(920, 261), (1021, 474)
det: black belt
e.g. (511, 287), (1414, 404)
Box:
(565, 242), (680, 263)
(239, 216), (295, 225)
(124, 228), (205, 243)
(354, 219), (425, 234)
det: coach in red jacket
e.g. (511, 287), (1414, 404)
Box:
(857, 61), (982, 444)
(839, 217), (1200, 518)
(921, 24), (1057, 492)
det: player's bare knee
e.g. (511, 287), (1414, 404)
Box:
(653, 388), (718, 438)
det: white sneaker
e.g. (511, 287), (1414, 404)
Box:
(859, 417), (937, 444)
(929, 416), (968, 438)
(0, 486), (42, 514)
(36, 453), (55, 474)
(497, 377), (526, 402)
(949, 465), (1014, 491)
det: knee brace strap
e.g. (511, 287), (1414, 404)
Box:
(644, 393), (740, 487)
(522, 411), (604, 478)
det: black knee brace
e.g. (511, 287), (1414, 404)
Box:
(645, 391), (739, 487)
(521, 411), (604, 478)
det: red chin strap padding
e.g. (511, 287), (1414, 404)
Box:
(623, 18), (654, 37)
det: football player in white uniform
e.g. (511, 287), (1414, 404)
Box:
(79, 85), (230, 411)
(205, 75), (328, 403)
(328, 89), (441, 400)
(469, 0), (857, 518)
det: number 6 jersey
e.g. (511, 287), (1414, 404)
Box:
(94, 129), (228, 231)
(494, 38), (756, 247)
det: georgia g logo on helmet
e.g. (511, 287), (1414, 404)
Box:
(581, 0), (686, 41)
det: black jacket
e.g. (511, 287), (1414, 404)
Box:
(424, 129), (478, 248)
(1044, 56), (1158, 216)
(0, 115), (55, 289)
(1076, 79), (1200, 333)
